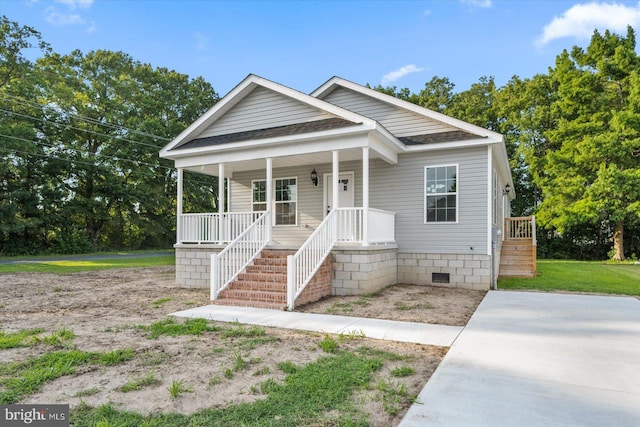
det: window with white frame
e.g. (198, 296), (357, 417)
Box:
(252, 180), (267, 212)
(424, 165), (458, 223)
(252, 177), (297, 225)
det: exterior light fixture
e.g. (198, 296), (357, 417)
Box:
(310, 168), (318, 187)
(502, 184), (511, 195)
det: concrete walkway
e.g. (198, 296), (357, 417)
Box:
(170, 305), (463, 347)
(400, 291), (640, 427)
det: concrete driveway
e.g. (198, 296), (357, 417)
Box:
(400, 291), (640, 427)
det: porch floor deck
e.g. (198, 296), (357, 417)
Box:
(170, 305), (463, 347)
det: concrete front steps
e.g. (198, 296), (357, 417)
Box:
(214, 249), (333, 310)
(499, 240), (536, 278)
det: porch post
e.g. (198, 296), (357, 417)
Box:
(362, 147), (369, 246)
(266, 157), (273, 244)
(332, 150), (339, 211)
(176, 168), (183, 243)
(218, 163), (225, 243)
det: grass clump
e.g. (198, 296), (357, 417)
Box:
(318, 334), (339, 353)
(221, 323), (265, 339)
(376, 379), (418, 415)
(142, 318), (221, 339)
(151, 297), (173, 308)
(119, 372), (161, 393)
(0, 349), (133, 404)
(394, 302), (434, 311)
(0, 328), (44, 349)
(167, 379), (193, 400)
(391, 366), (416, 377)
(73, 387), (101, 397)
(276, 361), (298, 374)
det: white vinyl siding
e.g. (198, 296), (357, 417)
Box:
(425, 164), (458, 223)
(322, 87), (458, 137)
(201, 86), (332, 138)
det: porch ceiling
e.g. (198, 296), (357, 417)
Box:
(183, 147), (379, 176)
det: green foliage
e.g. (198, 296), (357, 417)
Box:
(0, 328), (43, 349)
(0, 348), (133, 403)
(276, 361), (299, 375)
(0, 17), (219, 256)
(376, 379), (418, 415)
(318, 334), (339, 353)
(390, 366), (416, 378)
(119, 372), (161, 393)
(220, 323), (265, 339)
(141, 318), (220, 339)
(498, 259), (640, 295)
(167, 379), (193, 400)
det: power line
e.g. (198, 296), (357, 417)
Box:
(0, 141), (214, 185)
(0, 133), (174, 172)
(0, 93), (171, 142)
(0, 108), (167, 150)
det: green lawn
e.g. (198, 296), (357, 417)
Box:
(0, 255), (174, 274)
(498, 260), (640, 296)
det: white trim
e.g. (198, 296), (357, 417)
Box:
(487, 146), (493, 255)
(424, 164), (459, 224)
(323, 171), (355, 217)
(362, 147), (370, 246)
(251, 176), (298, 227)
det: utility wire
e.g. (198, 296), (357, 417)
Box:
(0, 93), (171, 142)
(0, 142), (214, 185)
(0, 133), (175, 172)
(0, 108), (167, 150)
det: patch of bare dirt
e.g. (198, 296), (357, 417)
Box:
(298, 283), (486, 326)
(0, 267), (480, 425)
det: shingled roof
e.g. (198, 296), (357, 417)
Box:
(399, 130), (485, 145)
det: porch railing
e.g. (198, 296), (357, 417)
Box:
(505, 216), (537, 245)
(287, 209), (338, 310)
(211, 211), (269, 300)
(286, 207), (396, 310)
(179, 212), (262, 244)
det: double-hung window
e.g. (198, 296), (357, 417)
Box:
(424, 165), (458, 223)
(251, 177), (297, 225)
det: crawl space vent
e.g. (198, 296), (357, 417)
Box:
(432, 272), (450, 284)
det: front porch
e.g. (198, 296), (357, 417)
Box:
(174, 207), (397, 310)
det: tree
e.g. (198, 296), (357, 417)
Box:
(537, 28), (640, 260)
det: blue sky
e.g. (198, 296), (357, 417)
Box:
(3, 0), (640, 96)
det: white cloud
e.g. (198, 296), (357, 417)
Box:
(381, 65), (426, 85)
(461, 0), (492, 8)
(537, 1), (640, 46)
(54, 0), (94, 10)
(45, 11), (85, 26)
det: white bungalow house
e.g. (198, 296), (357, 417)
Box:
(160, 74), (534, 310)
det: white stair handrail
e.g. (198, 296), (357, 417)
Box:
(287, 209), (338, 310)
(211, 211), (269, 300)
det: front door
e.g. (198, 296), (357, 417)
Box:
(324, 172), (355, 215)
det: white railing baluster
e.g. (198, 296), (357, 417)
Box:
(210, 211), (268, 300)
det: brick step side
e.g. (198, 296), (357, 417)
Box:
(226, 280), (287, 292)
(213, 298), (286, 310)
(236, 272), (287, 283)
(217, 289), (286, 303)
